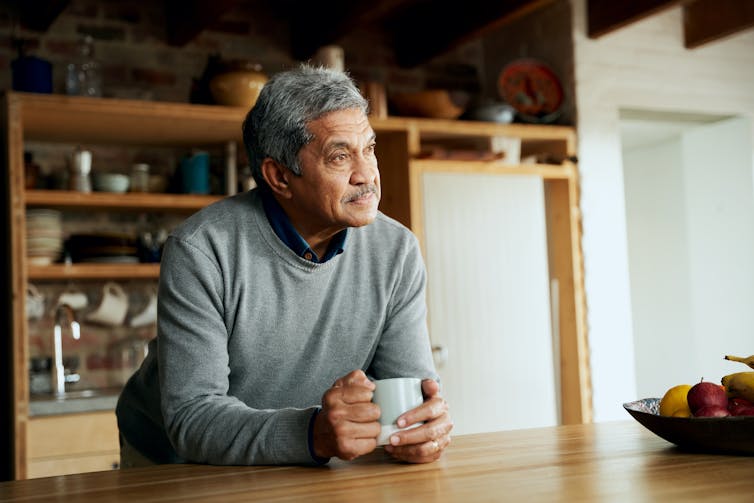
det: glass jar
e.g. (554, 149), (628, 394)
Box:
(130, 163), (150, 192)
(65, 35), (102, 97)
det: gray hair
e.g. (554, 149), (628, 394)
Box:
(242, 65), (369, 190)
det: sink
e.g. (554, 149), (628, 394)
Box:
(30, 387), (122, 416)
(31, 386), (122, 401)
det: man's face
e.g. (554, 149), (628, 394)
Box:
(286, 107), (380, 236)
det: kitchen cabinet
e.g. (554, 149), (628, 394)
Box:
(2, 92), (234, 480)
(2, 92), (588, 479)
(26, 411), (119, 478)
(373, 115), (590, 434)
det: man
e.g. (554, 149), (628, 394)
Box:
(116, 65), (452, 467)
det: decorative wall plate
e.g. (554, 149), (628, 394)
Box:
(498, 59), (563, 123)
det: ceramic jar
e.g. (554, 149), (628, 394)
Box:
(209, 60), (268, 108)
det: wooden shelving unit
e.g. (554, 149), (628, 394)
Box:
(2, 92), (589, 480)
(27, 263), (161, 280)
(25, 190), (223, 211)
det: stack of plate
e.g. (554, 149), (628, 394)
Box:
(26, 209), (64, 265)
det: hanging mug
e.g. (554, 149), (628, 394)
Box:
(129, 287), (157, 328)
(57, 285), (89, 310)
(26, 284), (45, 320)
(85, 282), (128, 326)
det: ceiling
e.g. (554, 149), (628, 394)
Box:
(587, 0), (754, 49)
(11, 0), (754, 68)
(619, 109), (731, 150)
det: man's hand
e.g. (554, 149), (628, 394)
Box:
(312, 370), (381, 461)
(383, 379), (452, 463)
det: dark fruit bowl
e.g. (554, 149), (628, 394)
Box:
(624, 398), (754, 455)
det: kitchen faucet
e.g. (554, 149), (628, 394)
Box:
(52, 303), (81, 396)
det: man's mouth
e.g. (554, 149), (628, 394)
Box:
(343, 185), (378, 203)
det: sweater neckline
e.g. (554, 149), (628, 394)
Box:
(248, 191), (343, 272)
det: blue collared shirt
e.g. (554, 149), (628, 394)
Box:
(260, 189), (347, 263)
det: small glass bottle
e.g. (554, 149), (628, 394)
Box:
(130, 163), (150, 192)
(65, 36), (102, 97)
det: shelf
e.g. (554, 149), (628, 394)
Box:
(371, 116), (576, 142)
(9, 92), (575, 148)
(27, 263), (160, 280)
(25, 190), (224, 211)
(410, 160), (577, 180)
(12, 92), (246, 146)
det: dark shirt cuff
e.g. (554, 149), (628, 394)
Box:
(308, 407), (331, 465)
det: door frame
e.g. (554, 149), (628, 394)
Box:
(408, 159), (591, 424)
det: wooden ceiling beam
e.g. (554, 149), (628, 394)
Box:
(289, 0), (419, 61)
(166, 0), (241, 46)
(683, 0), (754, 48)
(587, 0), (682, 38)
(390, 0), (554, 68)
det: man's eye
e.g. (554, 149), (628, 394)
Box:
(365, 143), (376, 155)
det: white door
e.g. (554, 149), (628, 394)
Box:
(422, 172), (558, 435)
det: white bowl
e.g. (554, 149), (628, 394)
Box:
(93, 173), (130, 193)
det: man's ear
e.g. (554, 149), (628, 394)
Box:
(261, 158), (292, 198)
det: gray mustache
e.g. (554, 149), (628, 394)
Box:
(343, 185), (378, 202)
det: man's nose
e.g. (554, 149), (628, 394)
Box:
(350, 155), (378, 184)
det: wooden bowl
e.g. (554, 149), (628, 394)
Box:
(390, 90), (465, 119)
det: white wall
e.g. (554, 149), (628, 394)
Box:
(624, 118), (754, 398)
(623, 137), (692, 396)
(682, 119), (754, 378)
(571, 0), (754, 421)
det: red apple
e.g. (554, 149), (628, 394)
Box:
(687, 381), (728, 414)
(732, 407), (754, 416)
(694, 405), (731, 417)
(728, 397), (754, 415)
(728, 397), (754, 416)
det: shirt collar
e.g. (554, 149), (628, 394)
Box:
(260, 189), (347, 263)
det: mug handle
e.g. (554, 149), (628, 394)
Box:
(104, 281), (127, 300)
(27, 283), (42, 299)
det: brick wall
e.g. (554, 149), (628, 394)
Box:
(1, 0), (573, 123)
(0, 0), (485, 103)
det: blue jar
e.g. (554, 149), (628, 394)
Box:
(11, 56), (53, 94)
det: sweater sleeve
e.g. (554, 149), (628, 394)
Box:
(368, 233), (439, 383)
(157, 236), (319, 465)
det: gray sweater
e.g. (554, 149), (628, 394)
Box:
(116, 189), (437, 465)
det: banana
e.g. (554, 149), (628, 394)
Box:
(721, 371), (754, 402)
(725, 354), (754, 369)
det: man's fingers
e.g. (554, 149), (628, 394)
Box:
(333, 369), (373, 389)
(396, 395), (448, 428)
(386, 434), (451, 463)
(334, 437), (380, 461)
(421, 378), (441, 398)
(324, 384), (375, 407)
(389, 413), (453, 447)
(321, 401), (381, 424)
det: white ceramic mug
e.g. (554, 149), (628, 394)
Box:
(129, 288), (157, 327)
(26, 284), (45, 320)
(57, 286), (89, 310)
(86, 282), (128, 326)
(372, 377), (424, 445)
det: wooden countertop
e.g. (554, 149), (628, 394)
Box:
(2, 421), (753, 502)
